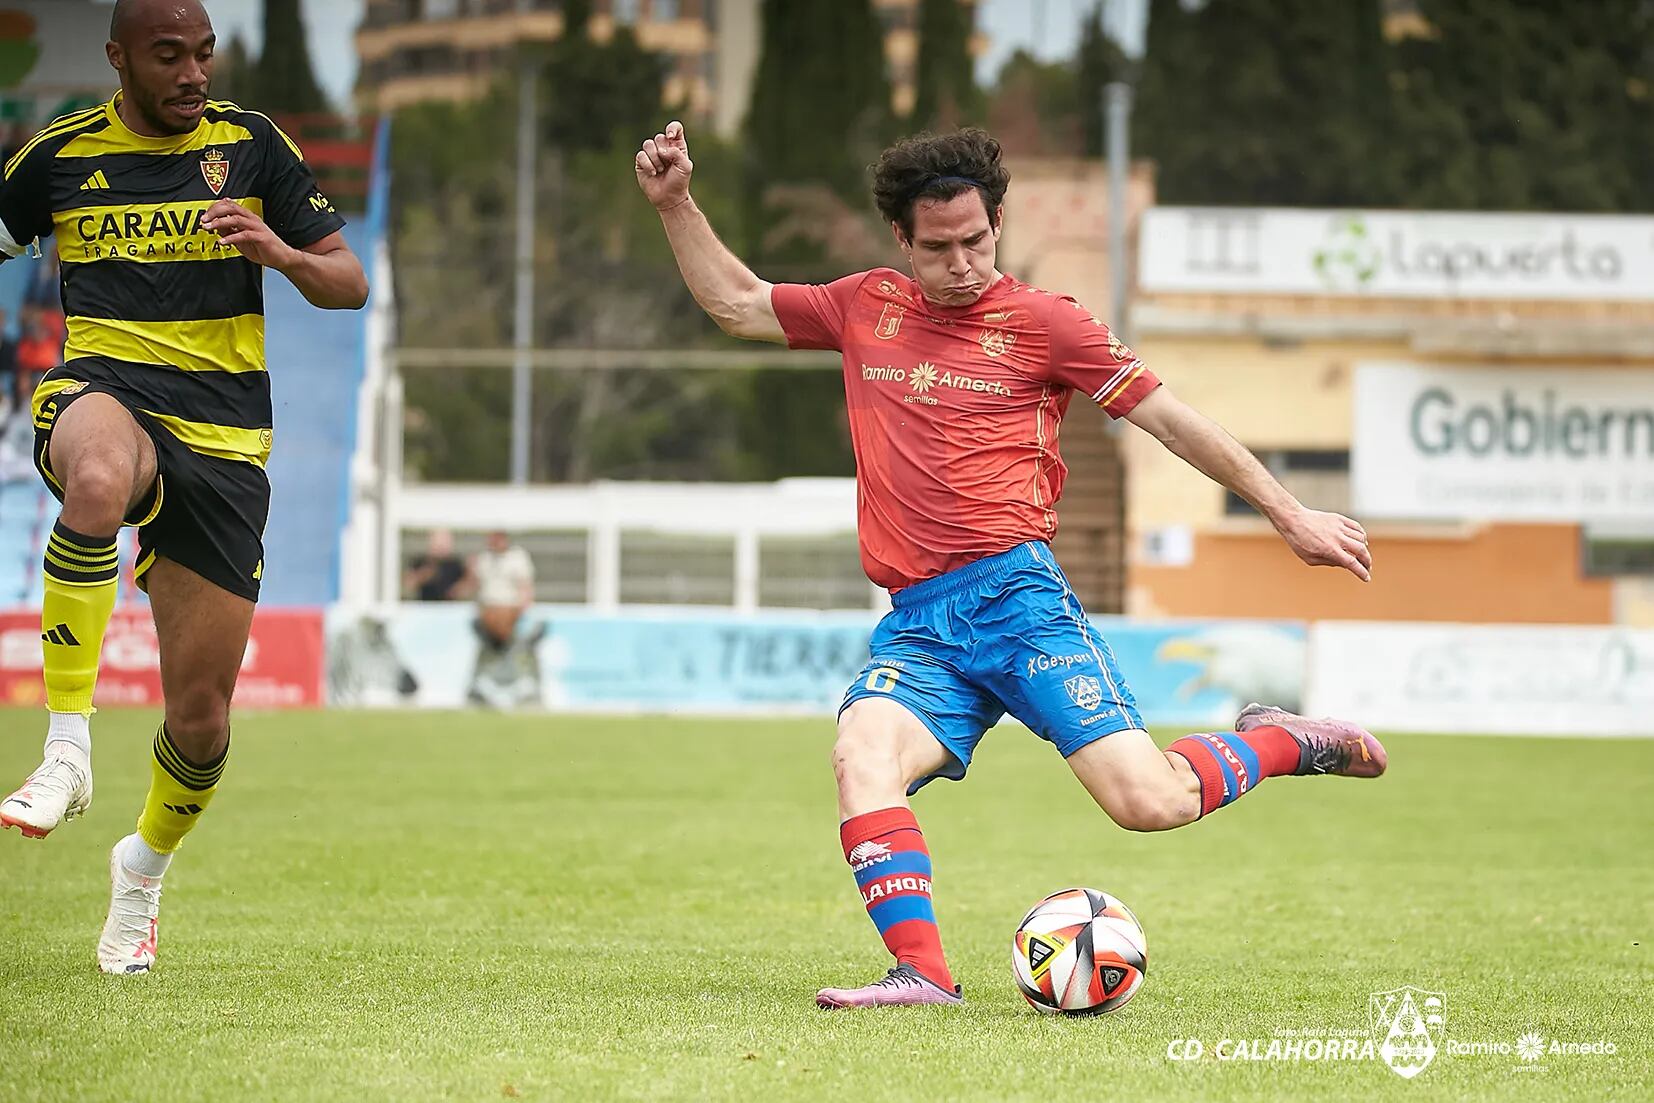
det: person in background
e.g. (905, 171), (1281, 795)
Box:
(14, 304), (62, 399)
(466, 531), (542, 707)
(404, 527), (469, 601)
(472, 530), (534, 648)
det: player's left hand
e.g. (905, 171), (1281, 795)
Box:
(202, 199), (297, 270)
(1279, 508), (1372, 582)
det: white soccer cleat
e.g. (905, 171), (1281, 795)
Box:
(0, 750), (92, 839)
(97, 838), (162, 975)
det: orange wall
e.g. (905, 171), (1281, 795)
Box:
(1131, 523), (1613, 624)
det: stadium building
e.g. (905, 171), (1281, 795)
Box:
(1125, 206), (1654, 628)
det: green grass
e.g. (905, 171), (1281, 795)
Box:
(1, 709), (1649, 1102)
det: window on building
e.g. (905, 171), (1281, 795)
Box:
(1583, 525), (1654, 577)
(423, 0), (460, 18)
(613, 0), (641, 22)
(1224, 449), (1351, 517)
(652, 0), (680, 20)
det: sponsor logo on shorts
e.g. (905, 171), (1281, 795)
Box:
(847, 840), (892, 872)
(1027, 651), (1092, 677)
(1064, 674), (1103, 710)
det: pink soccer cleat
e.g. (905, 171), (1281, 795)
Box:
(1237, 703), (1388, 779)
(815, 964), (963, 1010)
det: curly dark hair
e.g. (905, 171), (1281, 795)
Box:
(871, 128), (1011, 240)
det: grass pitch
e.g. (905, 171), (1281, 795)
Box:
(1, 708), (1649, 1101)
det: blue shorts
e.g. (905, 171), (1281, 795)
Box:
(840, 541), (1144, 792)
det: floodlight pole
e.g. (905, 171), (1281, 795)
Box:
(509, 52), (537, 485)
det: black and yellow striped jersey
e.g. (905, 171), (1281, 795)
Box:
(0, 93), (346, 468)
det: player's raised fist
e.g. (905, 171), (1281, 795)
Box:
(634, 121), (693, 210)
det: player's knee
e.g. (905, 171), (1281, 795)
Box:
(1105, 784), (1197, 833)
(164, 686), (232, 749)
(60, 458), (134, 531)
(831, 719), (900, 795)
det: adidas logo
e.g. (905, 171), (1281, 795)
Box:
(79, 170), (110, 191)
(40, 623), (81, 646)
(162, 802), (204, 815)
(847, 840), (893, 870)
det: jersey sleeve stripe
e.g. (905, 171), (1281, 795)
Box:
(4, 106), (108, 178)
(253, 110), (305, 160)
(1098, 364), (1146, 408)
(1090, 363), (1134, 403)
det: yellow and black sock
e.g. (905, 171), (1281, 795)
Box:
(136, 724), (228, 855)
(40, 521), (118, 715)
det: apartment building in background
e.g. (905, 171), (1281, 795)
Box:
(355, 0), (982, 134)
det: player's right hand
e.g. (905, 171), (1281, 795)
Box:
(635, 121), (693, 210)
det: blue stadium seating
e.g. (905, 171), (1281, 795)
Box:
(261, 220), (371, 607)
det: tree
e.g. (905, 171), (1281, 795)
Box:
(746, 0), (891, 200)
(212, 32), (257, 107)
(987, 49), (1081, 157)
(1074, 6), (1127, 158)
(1133, 0), (1198, 195)
(911, 0), (985, 131)
(1391, 0), (1654, 211)
(539, 0), (669, 155)
(1134, 0), (1394, 207)
(252, 0), (330, 113)
(388, 14), (858, 483)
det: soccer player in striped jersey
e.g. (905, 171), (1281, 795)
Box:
(0, 0), (367, 974)
(636, 123), (1386, 1009)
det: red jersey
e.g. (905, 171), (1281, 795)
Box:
(771, 268), (1160, 591)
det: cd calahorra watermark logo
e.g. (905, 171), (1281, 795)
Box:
(1164, 982), (1617, 1080)
(1370, 986), (1445, 1079)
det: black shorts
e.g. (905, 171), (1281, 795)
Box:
(33, 372), (269, 603)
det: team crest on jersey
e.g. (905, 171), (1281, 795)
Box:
(1108, 332), (1137, 364)
(978, 310), (1017, 358)
(199, 148), (230, 195)
(875, 302), (906, 340)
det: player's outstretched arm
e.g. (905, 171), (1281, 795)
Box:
(1124, 386), (1373, 582)
(635, 122), (785, 344)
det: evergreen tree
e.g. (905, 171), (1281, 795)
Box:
(252, 0), (330, 113)
(1135, 0), (1393, 207)
(745, 0), (891, 199)
(911, 0), (985, 130)
(1392, 0), (1654, 211)
(540, 0), (668, 154)
(1075, 6), (1127, 158)
(212, 32), (256, 107)
(1133, 0), (1198, 196)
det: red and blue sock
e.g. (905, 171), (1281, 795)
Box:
(1167, 726), (1303, 818)
(840, 806), (953, 990)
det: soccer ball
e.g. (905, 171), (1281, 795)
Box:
(1011, 887), (1147, 1015)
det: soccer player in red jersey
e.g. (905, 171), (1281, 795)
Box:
(636, 123), (1385, 1009)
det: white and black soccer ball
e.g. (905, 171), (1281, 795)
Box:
(1011, 887), (1147, 1015)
